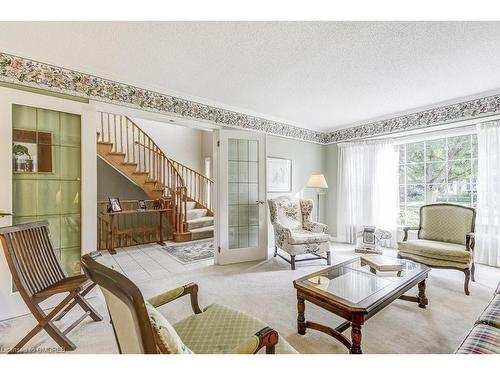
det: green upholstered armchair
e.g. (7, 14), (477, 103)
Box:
(398, 203), (476, 295)
(81, 254), (298, 354)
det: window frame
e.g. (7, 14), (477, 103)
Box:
(398, 133), (478, 226)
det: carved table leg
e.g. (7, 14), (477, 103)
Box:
(350, 314), (364, 354)
(297, 294), (306, 335)
(417, 279), (428, 308)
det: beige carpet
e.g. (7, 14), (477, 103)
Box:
(0, 246), (498, 354)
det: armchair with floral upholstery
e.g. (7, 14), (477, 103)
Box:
(268, 196), (331, 270)
(398, 203), (476, 295)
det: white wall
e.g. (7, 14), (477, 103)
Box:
(131, 117), (206, 173)
(266, 135), (327, 247)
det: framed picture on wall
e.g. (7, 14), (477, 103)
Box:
(267, 157), (292, 193)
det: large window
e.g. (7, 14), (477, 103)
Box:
(399, 134), (478, 226)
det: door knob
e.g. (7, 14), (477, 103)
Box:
(256, 200), (265, 204)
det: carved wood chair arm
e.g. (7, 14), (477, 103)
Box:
(466, 232), (475, 252)
(147, 282), (202, 314)
(402, 226), (419, 241)
(229, 326), (279, 354)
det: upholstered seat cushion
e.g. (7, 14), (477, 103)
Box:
(288, 230), (330, 245)
(477, 295), (500, 329)
(398, 239), (471, 263)
(398, 252), (470, 269)
(173, 303), (298, 354)
(455, 324), (500, 354)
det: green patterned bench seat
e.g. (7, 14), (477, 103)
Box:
(456, 282), (500, 354)
(173, 304), (298, 354)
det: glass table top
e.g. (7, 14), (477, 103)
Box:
(298, 257), (424, 304)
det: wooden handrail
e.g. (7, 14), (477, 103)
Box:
(97, 112), (214, 237)
(135, 141), (214, 184)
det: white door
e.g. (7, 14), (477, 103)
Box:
(0, 87), (96, 320)
(215, 129), (267, 265)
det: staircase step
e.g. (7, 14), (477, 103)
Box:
(187, 216), (214, 230)
(121, 162), (138, 166)
(186, 201), (197, 210)
(108, 152), (126, 156)
(190, 225), (214, 240)
(187, 208), (207, 220)
(144, 179), (158, 185)
(97, 141), (113, 146)
(133, 171), (149, 175)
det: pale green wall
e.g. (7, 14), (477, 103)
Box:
(266, 135), (328, 245)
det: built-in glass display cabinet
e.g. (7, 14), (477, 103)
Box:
(12, 104), (81, 278)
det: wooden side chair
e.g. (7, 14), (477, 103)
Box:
(0, 221), (102, 353)
(81, 253), (298, 354)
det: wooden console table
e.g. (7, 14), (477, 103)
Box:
(101, 209), (168, 254)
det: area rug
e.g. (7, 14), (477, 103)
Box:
(162, 239), (214, 264)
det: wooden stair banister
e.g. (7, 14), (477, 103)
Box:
(135, 141), (213, 214)
(97, 112), (213, 242)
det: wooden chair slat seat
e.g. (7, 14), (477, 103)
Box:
(0, 221), (102, 354)
(33, 275), (89, 298)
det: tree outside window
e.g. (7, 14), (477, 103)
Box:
(399, 134), (478, 226)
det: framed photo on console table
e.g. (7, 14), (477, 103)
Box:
(267, 157), (292, 193)
(108, 197), (122, 213)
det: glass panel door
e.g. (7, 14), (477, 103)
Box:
(217, 130), (267, 265)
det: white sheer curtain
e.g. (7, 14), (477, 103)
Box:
(336, 139), (399, 246)
(476, 121), (500, 267)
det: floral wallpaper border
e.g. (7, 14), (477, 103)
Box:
(326, 94), (500, 143)
(1, 51), (500, 144)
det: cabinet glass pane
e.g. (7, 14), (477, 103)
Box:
(61, 214), (81, 248)
(60, 146), (81, 180)
(61, 181), (81, 214)
(37, 108), (60, 145)
(12, 104), (36, 130)
(227, 138), (259, 250)
(60, 247), (81, 277)
(37, 180), (61, 215)
(12, 104), (82, 277)
(60, 112), (81, 147)
(13, 179), (37, 216)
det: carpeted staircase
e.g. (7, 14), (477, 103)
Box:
(186, 201), (214, 240)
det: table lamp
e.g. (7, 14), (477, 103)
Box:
(306, 174), (328, 221)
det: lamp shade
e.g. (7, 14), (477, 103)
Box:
(306, 174), (328, 189)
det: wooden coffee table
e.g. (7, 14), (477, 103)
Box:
(293, 256), (430, 354)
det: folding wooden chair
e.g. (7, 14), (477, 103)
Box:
(0, 221), (102, 354)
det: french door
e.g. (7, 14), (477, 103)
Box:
(215, 129), (267, 265)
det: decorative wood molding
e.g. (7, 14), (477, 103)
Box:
(2, 51), (500, 144)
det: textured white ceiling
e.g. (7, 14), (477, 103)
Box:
(1, 21), (500, 131)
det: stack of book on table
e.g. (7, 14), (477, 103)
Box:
(360, 255), (403, 272)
